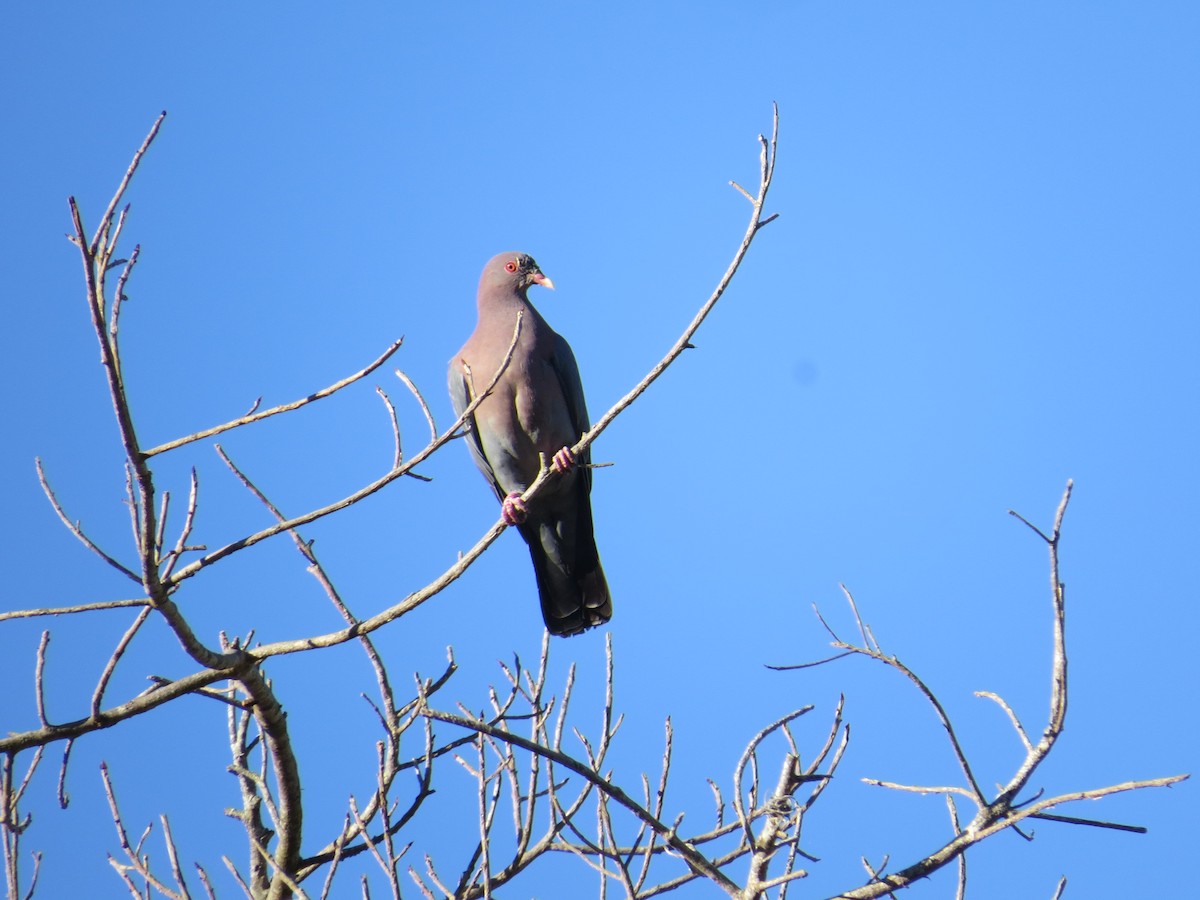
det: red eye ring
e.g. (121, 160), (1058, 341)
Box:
(504, 260), (518, 273)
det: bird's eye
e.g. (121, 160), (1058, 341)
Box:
(505, 260), (518, 273)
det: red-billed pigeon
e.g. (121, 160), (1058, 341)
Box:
(449, 252), (612, 636)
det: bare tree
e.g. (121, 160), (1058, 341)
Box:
(1, 109), (1186, 900)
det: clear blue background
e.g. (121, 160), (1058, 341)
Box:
(1, 3), (1195, 897)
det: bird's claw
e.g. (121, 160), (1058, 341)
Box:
(552, 446), (576, 473)
(502, 492), (528, 525)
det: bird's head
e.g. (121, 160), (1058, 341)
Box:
(484, 252), (555, 294)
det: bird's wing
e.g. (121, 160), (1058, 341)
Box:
(549, 330), (593, 487)
(449, 362), (505, 503)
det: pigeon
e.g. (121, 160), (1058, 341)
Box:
(449, 252), (612, 636)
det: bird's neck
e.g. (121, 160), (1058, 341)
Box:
(479, 288), (546, 330)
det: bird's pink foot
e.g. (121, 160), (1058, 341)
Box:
(552, 446), (576, 473)
(501, 491), (528, 525)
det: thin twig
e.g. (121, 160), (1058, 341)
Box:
(160, 468), (201, 582)
(862, 779), (977, 801)
(826, 611), (988, 807)
(57, 739), (74, 808)
(375, 387), (403, 470)
(88, 112), (166, 257)
(394, 369), (438, 445)
(975, 691), (1033, 754)
(101, 762), (183, 899)
(0, 598), (149, 622)
(109, 243), (140, 349)
(994, 481), (1074, 808)
(1028, 811), (1148, 834)
(34, 633), (51, 728)
(143, 339), (406, 457)
(946, 795), (966, 900)
(91, 607), (153, 718)
(35, 459), (140, 583)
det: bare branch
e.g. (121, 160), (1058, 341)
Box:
(196, 864), (218, 900)
(733, 708), (813, 846)
(154, 489), (171, 560)
(101, 762), (186, 900)
(88, 112), (166, 257)
(765, 651), (855, 672)
(840, 583), (874, 651)
(819, 587), (988, 807)
(109, 243), (140, 350)
(742, 750), (809, 897)
(393, 368), (438, 446)
(34, 633), (51, 728)
(375, 387), (403, 471)
(518, 104), (781, 517)
(166, 316), (522, 590)
(946, 795), (966, 900)
(143, 338), (406, 457)
(862, 779), (977, 801)
(0, 599), (149, 622)
(160, 468), (201, 582)
(975, 690), (1033, 754)
(35, 458), (140, 583)
(237, 670), (304, 900)
(0, 667), (231, 754)
(832, 753), (1187, 895)
(994, 480), (1074, 808)
(1028, 811), (1148, 834)
(419, 703), (743, 897)
(91, 607), (153, 718)
(247, 835), (310, 900)
(160, 816), (193, 900)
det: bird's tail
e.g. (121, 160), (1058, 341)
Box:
(524, 521), (612, 637)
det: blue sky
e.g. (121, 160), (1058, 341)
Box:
(2, 3), (1196, 898)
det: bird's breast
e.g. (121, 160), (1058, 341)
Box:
(515, 360), (573, 451)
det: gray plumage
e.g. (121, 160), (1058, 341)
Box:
(449, 252), (612, 636)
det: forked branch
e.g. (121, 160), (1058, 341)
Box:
(771, 483), (1190, 899)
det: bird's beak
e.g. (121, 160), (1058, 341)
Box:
(533, 272), (555, 291)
